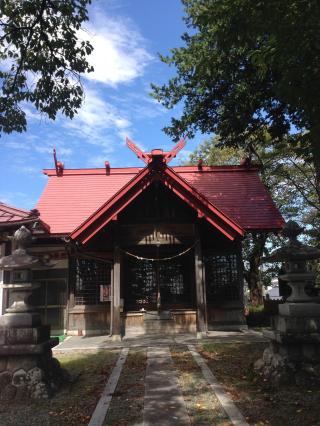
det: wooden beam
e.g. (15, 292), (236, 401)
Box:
(112, 245), (121, 340)
(194, 231), (206, 337)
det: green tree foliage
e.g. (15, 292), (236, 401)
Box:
(0, 0), (93, 134)
(152, 0), (320, 193)
(190, 136), (319, 303)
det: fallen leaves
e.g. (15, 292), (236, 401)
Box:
(198, 342), (320, 426)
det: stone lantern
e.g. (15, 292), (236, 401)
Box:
(0, 226), (66, 399)
(255, 221), (320, 385)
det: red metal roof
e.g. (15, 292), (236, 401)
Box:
(70, 166), (244, 244)
(0, 202), (34, 224)
(36, 164), (284, 237)
(180, 169), (284, 231)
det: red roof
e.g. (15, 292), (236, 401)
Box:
(0, 202), (35, 225)
(70, 165), (245, 243)
(36, 164), (284, 237)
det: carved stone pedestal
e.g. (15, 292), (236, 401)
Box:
(255, 304), (320, 386)
(0, 327), (64, 399)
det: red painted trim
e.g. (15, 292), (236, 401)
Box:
(164, 167), (244, 236)
(43, 165), (259, 176)
(43, 167), (143, 176)
(70, 162), (245, 244)
(70, 167), (151, 242)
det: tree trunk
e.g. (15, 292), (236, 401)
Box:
(245, 233), (267, 306)
(310, 125), (320, 205)
(248, 260), (263, 306)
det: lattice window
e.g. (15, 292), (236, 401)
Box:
(204, 253), (240, 301)
(126, 258), (157, 309)
(125, 256), (191, 310)
(75, 258), (111, 305)
(159, 260), (185, 299)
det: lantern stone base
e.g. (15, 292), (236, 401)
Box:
(254, 304), (320, 386)
(0, 323), (68, 400)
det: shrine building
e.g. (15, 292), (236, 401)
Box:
(0, 138), (284, 338)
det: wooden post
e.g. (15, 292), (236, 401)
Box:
(195, 233), (206, 338)
(112, 245), (121, 340)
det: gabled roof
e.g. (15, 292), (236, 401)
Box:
(0, 202), (50, 232)
(36, 162), (284, 240)
(70, 164), (245, 244)
(35, 133), (284, 241)
(0, 202), (30, 222)
(0, 202), (37, 227)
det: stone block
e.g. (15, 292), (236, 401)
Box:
(302, 344), (317, 361)
(1, 313), (41, 328)
(12, 368), (27, 387)
(15, 384), (28, 400)
(7, 355), (37, 372)
(262, 347), (273, 365)
(0, 328), (5, 345)
(27, 367), (43, 385)
(0, 384), (16, 400)
(30, 382), (49, 399)
(3, 325), (51, 345)
(279, 303), (320, 317)
(275, 316), (320, 333)
(0, 371), (12, 388)
(254, 358), (264, 371)
(271, 353), (285, 369)
(0, 358), (7, 372)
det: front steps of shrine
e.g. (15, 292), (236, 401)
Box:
(122, 310), (197, 337)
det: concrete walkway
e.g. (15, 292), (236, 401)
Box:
(143, 347), (191, 426)
(53, 330), (266, 353)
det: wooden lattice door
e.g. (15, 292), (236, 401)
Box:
(124, 252), (193, 311)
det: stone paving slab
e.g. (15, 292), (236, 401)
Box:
(188, 344), (249, 426)
(143, 346), (191, 426)
(53, 330), (266, 352)
(88, 347), (129, 426)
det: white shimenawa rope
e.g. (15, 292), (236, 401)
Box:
(121, 240), (199, 262)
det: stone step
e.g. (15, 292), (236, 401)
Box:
(125, 324), (193, 337)
(144, 311), (171, 321)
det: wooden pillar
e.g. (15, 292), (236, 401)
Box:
(112, 245), (122, 340)
(195, 233), (206, 338)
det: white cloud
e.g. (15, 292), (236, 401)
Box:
(80, 10), (153, 86)
(0, 191), (37, 210)
(64, 87), (132, 146)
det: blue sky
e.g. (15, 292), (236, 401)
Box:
(0, 0), (206, 210)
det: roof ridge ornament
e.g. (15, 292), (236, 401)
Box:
(126, 135), (188, 165)
(53, 148), (64, 176)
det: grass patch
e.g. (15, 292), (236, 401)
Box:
(104, 348), (146, 426)
(51, 335), (66, 343)
(246, 305), (271, 328)
(0, 350), (119, 426)
(199, 342), (320, 426)
(171, 346), (231, 426)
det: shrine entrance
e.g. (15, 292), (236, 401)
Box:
(123, 248), (195, 312)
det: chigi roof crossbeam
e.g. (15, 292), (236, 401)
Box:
(126, 135), (187, 165)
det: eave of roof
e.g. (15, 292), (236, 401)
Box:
(0, 202), (51, 233)
(70, 164), (245, 244)
(37, 163), (284, 236)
